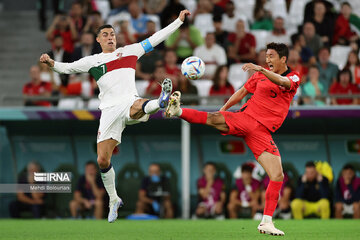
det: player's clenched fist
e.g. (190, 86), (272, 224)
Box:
(39, 54), (54, 67)
(179, 10), (191, 22)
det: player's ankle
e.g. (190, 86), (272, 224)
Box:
(261, 215), (272, 223)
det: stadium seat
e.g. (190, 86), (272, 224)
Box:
(191, 79), (213, 105)
(87, 98), (100, 109)
(234, 0), (255, 23)
(180, 0), (197, 14)
(158, 163), (179, 216)
(116, 163), (145, 217)
(193, 13), (215, 37)
(228, 63), (249, 90)
(135, 80), (150, 97)
(285, 0), (309, 36)
(250, 30), (270, 53)
(58, 98), (85, 109)
(330, 45), (352, 70)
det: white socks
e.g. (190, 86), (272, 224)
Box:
(144, 99), (160, 114)
(175, 108), (182, 117)
(100, 165), (118, 202)
(261, 215), (272, 223)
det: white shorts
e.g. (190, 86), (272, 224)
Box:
(97, 98), (149, 144)
(343, 203), (354, 215)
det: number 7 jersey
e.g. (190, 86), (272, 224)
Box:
(242, 68), (300, 132)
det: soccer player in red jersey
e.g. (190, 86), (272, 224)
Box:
(166, 42), (300, 236)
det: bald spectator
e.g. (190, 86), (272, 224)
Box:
(266, 17), (291, 46)
(194, 32), (227, 78)
(9, 162), (45, 218)
(23, 65), (52, 107)
(303, 22), (323, 56)
(227, 20), (256, 64)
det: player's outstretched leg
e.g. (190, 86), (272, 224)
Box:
(165, 91), (229, 132)
(140, 78), (173, 115)
(98, 139), (124, 223)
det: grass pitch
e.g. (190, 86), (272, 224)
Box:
(0, 219), (359, 240)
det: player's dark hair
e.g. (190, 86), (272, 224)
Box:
(305, 161), (316, 168)
(241, 163), (253, 173)
(97, 24), (115, 35)
(266, 42), (289, 62)
(85, 161), (97, 168)
(343, 163), (355, 171)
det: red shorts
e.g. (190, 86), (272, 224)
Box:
(220, 111), (280, 159)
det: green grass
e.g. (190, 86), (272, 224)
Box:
(0, 219), (359, 240)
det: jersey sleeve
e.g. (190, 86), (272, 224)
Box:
(244, 73), (259, 93)
(126, 18), (184, 59)
(52, 56), (92, 74)
(286, 71), (301, 92)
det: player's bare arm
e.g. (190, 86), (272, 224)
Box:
(39, 54), (54, 68)
(220, 87), (249, 111)
(242, 63), (291, 89)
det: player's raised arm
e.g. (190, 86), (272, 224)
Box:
(242, 63), (291, 89)
(39, 53), (90, 74)
(220, 86), (249, 111)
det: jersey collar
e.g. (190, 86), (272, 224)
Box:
(280, 66), (291, 76)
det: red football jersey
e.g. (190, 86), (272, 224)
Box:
(243, 68), (300, 132)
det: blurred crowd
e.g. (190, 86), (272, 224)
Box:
(10, 160), (360, 220)
(23, 0), (360, 107)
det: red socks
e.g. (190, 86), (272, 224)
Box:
(179, 108), (208, 124)
(264, 180), (283, 216)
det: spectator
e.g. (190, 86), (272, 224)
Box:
(69, 161), (105, 219)
(135, 163), (174, 218)
(69, 1), (86, 35)
(142, 0), (167, 15)
(138, 20), (165, 49)
(193, 0), (223, 36)
(164, 49), (181, 87)
(303, 0), (334, 23)
(317, 47), (339, 92)
(251, 0), (273, 30)
(165, 20), (204, 63)
(333, 2), (359, 45)
(221, 1), (240, 33)
(291, 33), (317, 65)
(194, 32), (227, 78)
(261, 173), (292, 220)
(227, 164), (261, 218)
(256, 49), (267, 68)
(227, 19), (256, 64)
(302, 21), (323, 56)
(309, 0), (334, 46)
(9, 162), (45, 218)
(136, 48), (163, 81)
(115, 20), (137, 45)
(23, 65), (52, 107)
(329, 69), (358, 105)
(72, 32), (101, 61)
(128, 1), (149, 35)
(345, 50), (360, 85)
(287, 48), (307, 83)
(196, 162), (226, 218)
(193, 0), (223, 18)
(175, 74), (199, 105)
(83, 11), (105, 35)
(335, 164), (360, 219)
(145, 65), (166, 97)
(213, 15), (229, 49)
(302, 65), (326, 106)
(46, 13), (78, 53)
(291, 161), (330, 219)
(47, 35), (72, 86)
(266, 17), (291, 46)
(160, 0), (186, 28)
(38, 62), (61, 95)
(116, 32), (127, 48)
(209, 65), (235, 104)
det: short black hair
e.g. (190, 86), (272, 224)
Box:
(305, 161), (316, 168)
(337, 68), (353, 83)
(343, 163), (355, 171)
(97, 24), (115, 35)
(241, 163), (253, 173)
(204, 162), (217, 169)
(85, 161), (97, 168)
(266, 42), (289, 62)
(318, 46), (331, 54)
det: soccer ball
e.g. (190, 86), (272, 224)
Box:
(181, 56), (205, 80)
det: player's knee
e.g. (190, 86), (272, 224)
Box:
(97, 155), (110, 169)
(69, 200), (78, 209)
(319, 199), (330, 210)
